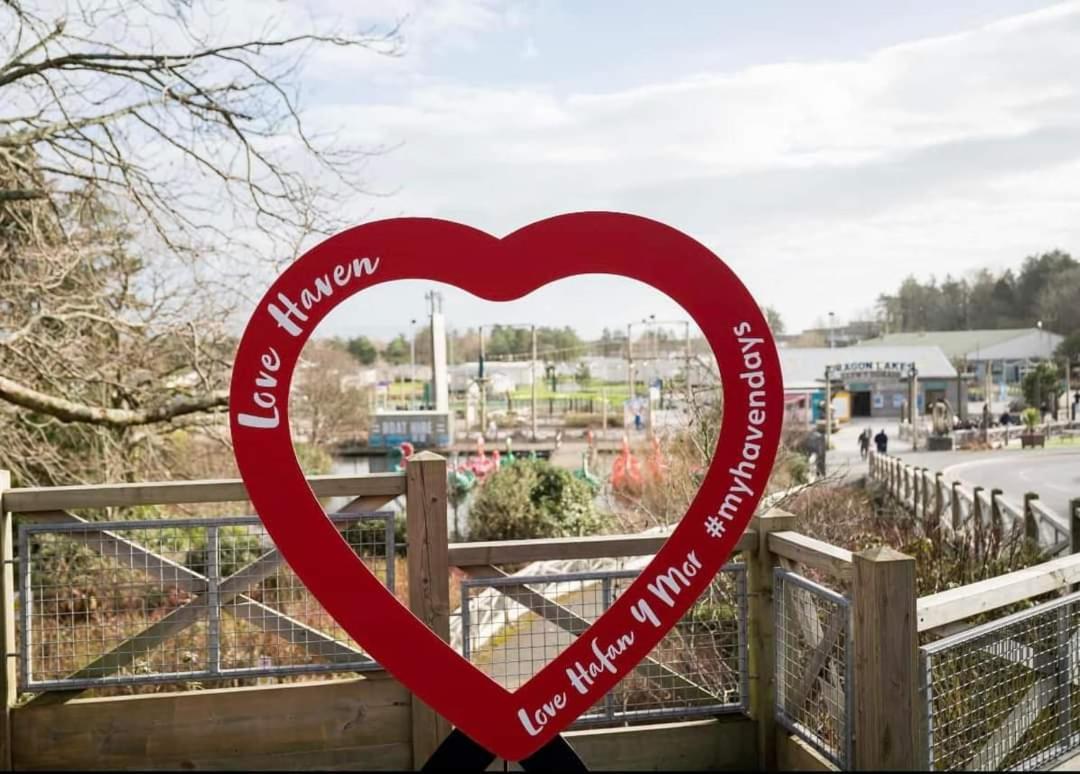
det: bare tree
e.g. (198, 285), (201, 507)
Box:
(0, 0), (399, 484)
(292, 341), (369, 448)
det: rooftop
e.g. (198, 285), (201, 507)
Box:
(781, 345), (956, 390)
(858, 328), (1063, 360)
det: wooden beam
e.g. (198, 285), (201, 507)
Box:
(0, 471), (14, 772)
(448, 530), (756, 568)
(405, 452), (451, 767)
(968, 678), (1054, 770)
(27, 545), (290, 705)
(917, 553), (1080, 633)
(768, 532), (852, 581)
(562, 716), (756, 772)
(778, 732), (839, 772)
(11, 676), (412, 770)
(853, 546), (920, 771)
(4, 473), (406, 512)
(788, 605), (846, 717)
(747, 509), (796, 771)
(463, 565), (717, 704)
(223, 599), (373, 666)
(28, 510), (205, 593)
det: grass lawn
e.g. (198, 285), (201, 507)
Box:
(1045, 434), (1080, 447)
(383, 378), (641, 406)
(508, 379), (632, 404)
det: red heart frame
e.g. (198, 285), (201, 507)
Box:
(229, 213), (782, 761)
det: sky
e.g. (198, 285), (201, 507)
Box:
(238, 0), (1080, 341)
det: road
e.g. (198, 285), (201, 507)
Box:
(893, 446), (1080, 519)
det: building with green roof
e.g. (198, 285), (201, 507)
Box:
(857, 327), (1064, 385)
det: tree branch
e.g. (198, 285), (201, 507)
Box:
(0, 187), (46, 201)
(0, 374), (227, 427)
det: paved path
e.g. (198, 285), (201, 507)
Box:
(824, 418), (879, 481)
(891, 445), (1080, 520)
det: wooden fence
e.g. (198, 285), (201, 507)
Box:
(8, 457), (1079, 770)
(868, 451), (1073, 553)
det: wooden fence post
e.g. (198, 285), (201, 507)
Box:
(991, 488), (1004, 545)
(0, 471), (14, 771)
(922, 470), (932, 525)
(747, 509), (796, 771)
(932, 472), (944, 531)
(1023, 492), (1039, 547)
(1073, 499), (1080, 555)
(1069, 498), (1080, 594)
(973, 486), (985, 544)
(405, 452), (451, 768)
(951, 481), (961, 531)
(911, 469), (919, 519)
(853, 546), (920, 771)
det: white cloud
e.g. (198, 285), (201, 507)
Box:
(304, 1), (1080, 334)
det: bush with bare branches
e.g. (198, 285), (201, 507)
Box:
(0, 0), (398, 484)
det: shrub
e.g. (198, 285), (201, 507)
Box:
(468, 460), (608, 541)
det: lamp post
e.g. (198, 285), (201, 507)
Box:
(637, 317), (692, 403)
(409, 318), (417, 409)
(828, 311), (836, 349)
(823, 365), (832, 473)
(909, 363), (919, 452)
(478, 325), (486, 433)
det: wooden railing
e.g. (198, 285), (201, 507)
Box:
(869, 451), (1072, 552)
(11, 455), (1078, 770)
(0, 461), (769, 771)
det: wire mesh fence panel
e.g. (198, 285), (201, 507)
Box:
(922, 591), (1080, 771)
(459, 564), (747, 728)
(774, 568), (852, 770)
(18, 512), (394, 692)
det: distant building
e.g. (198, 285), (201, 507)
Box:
(784, 320), (883, 349)
(858, 328), (1064, 384)
(781, 345), (962, 422)
(447, 356), (682, 393)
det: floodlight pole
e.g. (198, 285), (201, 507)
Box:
(531, 325), (538, 442)
(478, 326), (486, 433)
(823, 365), (832, 472)
(909, 363), (919, 452)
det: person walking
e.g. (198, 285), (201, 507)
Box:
(858, 427), (871, 460)
(874, 428), (888, 454)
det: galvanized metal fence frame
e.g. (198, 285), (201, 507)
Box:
(18, 512), (395, 691)
(773, 567), (853, 770)
(921, 590), (1080, 771)
(460, 563), (749, 727)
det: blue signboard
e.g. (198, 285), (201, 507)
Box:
(369, 411), (452, 448)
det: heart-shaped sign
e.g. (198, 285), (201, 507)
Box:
(229, 213), (781, 762)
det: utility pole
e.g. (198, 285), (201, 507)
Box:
(1066, 355), (1073, 421)
(531, 325), (538, 442)
(478, 326), (486, 433)
(823, 365), (832, 473)
(409, 318), (417, 409)
(601, 385), (609, 440)
(626, 322), (634, 400)
(684, 321), (692, 403)
(909, 363), (919, 452)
